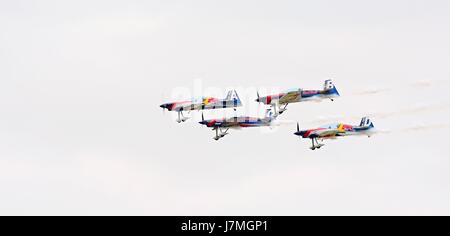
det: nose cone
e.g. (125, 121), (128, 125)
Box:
(160, 103), (171, 110)
(199, 119), (216, 127)
(294, 131), (306, 137)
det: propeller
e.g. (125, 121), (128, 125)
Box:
(159, 104), (166, 115)
(202, 112), (204, 122)
(256, 90), (263, 117)
(161, 91), (167, 115)
(297, 122), (300, 132)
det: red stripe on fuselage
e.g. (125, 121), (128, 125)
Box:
(207, 119), (216, 127)
(342, 124), (353, 131)
(304, 128), (325, 138)
(169, 103), (176, 111)
(263, 93), (286, 104)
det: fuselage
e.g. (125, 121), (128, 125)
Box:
(160, 97), (241, 112)
(199, 116), (273, 128)
(295, 123), (375, 139)
(256, 87), (339, 105)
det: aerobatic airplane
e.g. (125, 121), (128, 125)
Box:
(160, 90), (242, 123)
(255, 79), (340, 114)
(198, 109), (279, 140)
(294, 117), (375, 150)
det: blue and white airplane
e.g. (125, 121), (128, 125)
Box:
(294, 117), (375, 150)
(160, 90), (242, 123)
(256, 80), (340, 114)
(198, 109), (279, 140)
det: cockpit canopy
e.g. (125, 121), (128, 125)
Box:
(319, 123), (340, 129)
(283, 88), (301, 93)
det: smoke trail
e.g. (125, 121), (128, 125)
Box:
(397, 123), (450, 133)
(350, 79), (447, 97)
(305, 101), (450, 126)
(410, 80), (433, 88)
(351, 88), (391, 96)
(369, 101), (450, 119)
(349, 123), (450, 136)
(371, 123), (450, 136)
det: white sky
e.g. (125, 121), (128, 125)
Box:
(1, 0), (450, 215)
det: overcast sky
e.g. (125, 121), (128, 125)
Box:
(1, 0), (450, 215)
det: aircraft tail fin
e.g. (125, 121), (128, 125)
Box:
(359, 117), (374, 128)
(225, 90), (242, 106)
(323, 79), (340, 96)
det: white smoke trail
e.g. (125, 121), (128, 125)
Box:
(410, 80), (434, 88)
(369, 101), (450, 119)
(349, 123), (450, 136)
(350, 79), (447, 97)
(351, 88), (391, 96)
(305, 101), (450, 126)
(397, 123), (450, 133)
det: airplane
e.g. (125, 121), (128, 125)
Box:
(160, 90), (242, 123)
(255, 79), (340, 114)
(294, 117), (375, 150)
(198, 109), (279, 140)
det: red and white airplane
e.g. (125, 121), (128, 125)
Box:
(160, 90), (242, 123)
(256, 80), (340, 114)
(198, 109), (279, 140)
(294, 117), (375, 150)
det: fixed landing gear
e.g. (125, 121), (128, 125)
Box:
(271, 104), (277, 115)
(279, 104), (288, 114)
(176, 111), (190, 123)
(310, 138), (324, 150)
(271, 103), (288, 115)
(213, 128), (229, 141)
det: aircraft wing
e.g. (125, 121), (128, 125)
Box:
(202, 101), (222, 110)
(311, 129), (344, 138)
(179, 98), (224, 111)
(279, 90), (301, 104)
(179, 102), (202, 111)
(217, 121), (241, 128)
